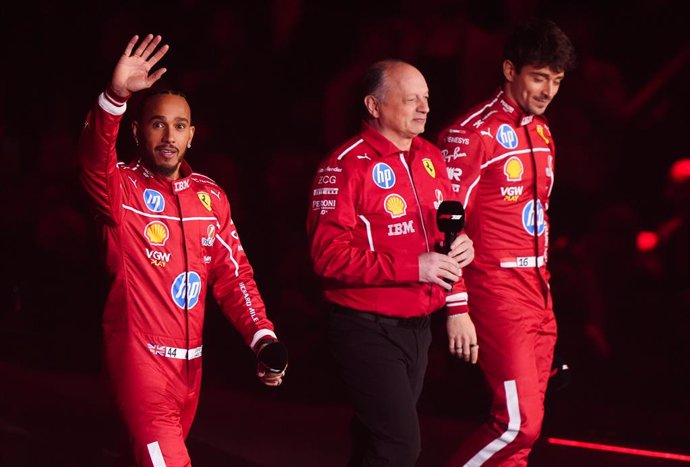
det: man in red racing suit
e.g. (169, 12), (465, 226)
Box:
(437, 19), (576, 466)
(78, 34), (284, 467)
(307, 59), (477, 467)
(308, 122), (470, 317)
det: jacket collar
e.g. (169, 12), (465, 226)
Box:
(494, 88), (544, 127)
(138, 159), (194, 193)
(360, 121), (424, 157)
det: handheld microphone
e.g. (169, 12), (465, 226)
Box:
(436, 201), (465, 254)
(256, 339), (288, 374)
(547, 354), (571, 393)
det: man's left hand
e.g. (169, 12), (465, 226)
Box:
(257, 367), (286, 387)
(448, 233), (474, 268)
(447, 313), (479, 364)
(254, 338), (288, 387)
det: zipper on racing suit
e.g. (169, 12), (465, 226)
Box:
(524, 127), (550, 308)
(399, 152), (434, 309)
(175, 194), (192, 376)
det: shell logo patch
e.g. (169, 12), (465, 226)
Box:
(197, 192), (212, 211)
(422, 158), (436, 178)
(504, 156), (524, 182)
(537, 125), (550, 144)
(384, 194), (407, 218)
(144, 221), (169, 246)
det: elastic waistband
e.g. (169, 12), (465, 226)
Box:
(330, 303), (430, 329)
(500, 255), (545, 268)
(147, 343), (203, 360)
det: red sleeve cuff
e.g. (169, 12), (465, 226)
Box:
(446, 304), (469, 316)
(105, 86), (132, 106)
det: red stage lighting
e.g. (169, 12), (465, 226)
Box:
(547, 437), (690, 462)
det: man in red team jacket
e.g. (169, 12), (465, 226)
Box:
(307, 59), (477, 467)
(437, 19), (576, 466)
(78, 34), (285, 467)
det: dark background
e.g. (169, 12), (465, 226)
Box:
(1, 0), (689, 465)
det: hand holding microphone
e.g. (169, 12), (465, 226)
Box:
(447, 233), (474, 268)
(255, 337), (288, 387)
(419, 201), (470, 290)
(436, 201), (473, 278)
(436, 201), (465, 254)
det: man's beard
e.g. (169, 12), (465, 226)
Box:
(153, 162), (180, 178)
(142, 152), (183, 179)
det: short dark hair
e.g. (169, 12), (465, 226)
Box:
(503, 18), (576, 74)
(136, 89), (191, 122)
(360, 59), (405, 120)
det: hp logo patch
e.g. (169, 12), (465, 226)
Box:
(143, 189), (165, 212)
(171, 271), (202, 309)
(522, 200), (545, 236)
(372, 163), (396, 189)
(497, 124), (518, 149)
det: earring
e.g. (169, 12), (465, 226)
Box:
(187, 143), (192, 149)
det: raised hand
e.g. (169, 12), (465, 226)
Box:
(110, 34), (170, 98)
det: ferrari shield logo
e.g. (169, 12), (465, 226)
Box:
(197, 192), (212, 211)
(422, 158), (436, 178)
(536, 125), (550, 144)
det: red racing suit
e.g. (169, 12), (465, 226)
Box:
(437, 89), (557, 466)
(78, 92), (276, 467)
(307, 123), (468, 318)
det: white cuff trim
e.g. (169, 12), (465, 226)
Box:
(250, 329), (277, 349)
(98, 92), (127, 116)
(446, 292), (468, 303)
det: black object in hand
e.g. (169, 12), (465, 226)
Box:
(547, 354), (571, 393)
(436, 201), (465, 254)
(256, 339), (288, 373)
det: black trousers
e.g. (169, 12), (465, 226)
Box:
(328, 304), (432, 467)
